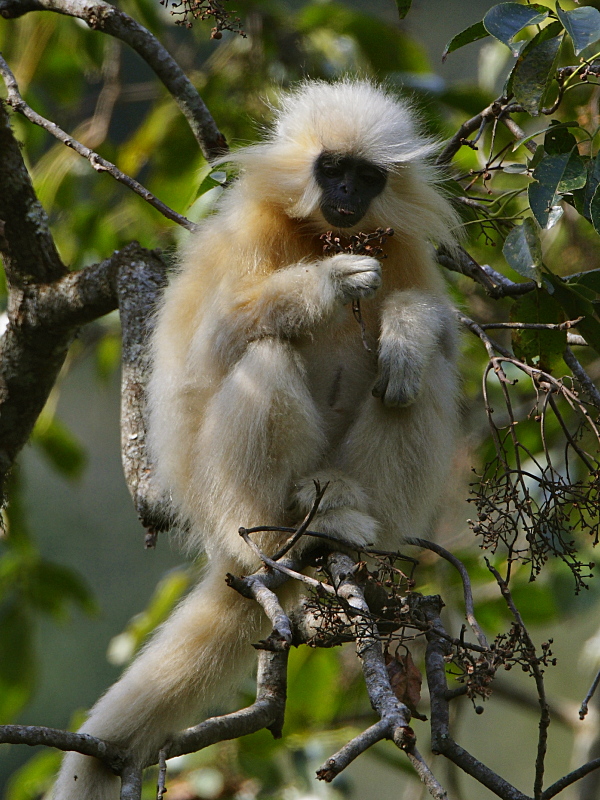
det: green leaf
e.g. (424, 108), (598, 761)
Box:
(510, 289), (566, 372)
(588, 179), (600, 235)
(503, 163), (529, 173)
(566, 268), (600, 295)
(513, 120), (582, 151)
(544, 272), (600, 355)
(0, 602), (35, 722)
(512, 27), (563, 116)
(556, 2), (600, 55)
(544, 123), (577, 155)
(395, 0), (412, 20)
(442, 21), (489, 61)
(27, 561), (97, 619)
(5, 750), (62, 800)
(483, 3), (549, 55)
(529, 150), (586, 228)
(32, 417), (87, 480)
(583, 152), (600, 220)
(503, 218), (543, 283)
(95, 332), (121, 383)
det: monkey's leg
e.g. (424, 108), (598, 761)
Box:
(185, 337), (327, 565)
(338, 352), (459, 550)
(53, 563), (268, 800)
(289, 469), (380, 551)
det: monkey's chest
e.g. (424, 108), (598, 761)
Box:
(297, 318), (378, 439)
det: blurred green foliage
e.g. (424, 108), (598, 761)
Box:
(4, 0), (600, 797)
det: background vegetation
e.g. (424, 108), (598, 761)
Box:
(4, 0), (600, 798)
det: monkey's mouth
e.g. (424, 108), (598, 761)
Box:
(321, 203), (366, 228)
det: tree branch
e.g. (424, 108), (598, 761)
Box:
(116, 248), (173, 534)
(0, 725), (126, 771)
(0, 56), (197, 231)
(421, 594), (531, 800)
(405, 537), (488, 650)
(0, 0), (227, 159)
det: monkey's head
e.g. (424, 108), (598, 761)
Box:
(221, 79), (458, 244)
(313, 152), (387, 229)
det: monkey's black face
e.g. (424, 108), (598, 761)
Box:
(314, 153), (387, 228)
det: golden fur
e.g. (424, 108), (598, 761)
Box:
(53, 79), (460, 799)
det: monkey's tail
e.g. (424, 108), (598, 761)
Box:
(53, 561), (269, 800)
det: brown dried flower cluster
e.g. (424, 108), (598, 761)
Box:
(159, 0), (245, 36)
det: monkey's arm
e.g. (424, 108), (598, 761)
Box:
(373, 289), (457, 408)
(214, 254), (381, 360)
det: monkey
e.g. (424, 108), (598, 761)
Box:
(53, 79), (461, 800)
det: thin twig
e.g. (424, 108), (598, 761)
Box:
(581, 669), (600, 721)
(271, 480), (328, 561)
(563, 346), (600, 409)
(406, 748), (450, 800)
(0, 54), (197, 231)
(0, 0), (227, 158)
(316, 720), (389, 781)
(480, 318), (583, 332)
(238, 527), (337, 595)
(487, 562), (550, 800)
(405, 537), (488, 650)
(156, 747), (168, 800)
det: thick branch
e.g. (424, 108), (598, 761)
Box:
(116, 248), (172, 533)
(0, 725), (125, 771)
(421, 595), (531, 800)
(0, 102), (70, 495)
(0, 0), (227, 159)
(0, 101), (65, 288)
(405, 537), (488, 650)
(164, 650), (288, 758)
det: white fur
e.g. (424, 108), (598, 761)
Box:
(53, 79), (460, 799)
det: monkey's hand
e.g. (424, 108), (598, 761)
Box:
(372, 291), (456, 408)
(327, 254), (382, 303)
(372, 341), (425, 408)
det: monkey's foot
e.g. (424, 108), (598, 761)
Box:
(289, 470), (379, 551)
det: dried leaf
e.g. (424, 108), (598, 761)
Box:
(385, 651), (423, 717)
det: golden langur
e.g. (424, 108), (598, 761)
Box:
(53, 79), (460, 799)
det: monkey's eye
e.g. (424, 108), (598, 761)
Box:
(358, 165), (386, 186)
(320, 158), (343, 178)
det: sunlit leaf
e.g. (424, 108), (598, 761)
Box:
(95, 332), (122, 383)
(442, 21), (489, 61)
(556, 2), (600, 55)
(503, 163), (529, 173)
(5, 749), (61, 800)
(512, 27), (563, 116)
(107, 567), (191, 663)
(483, 3), (549, 55)
(503, 218), (543, 283)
